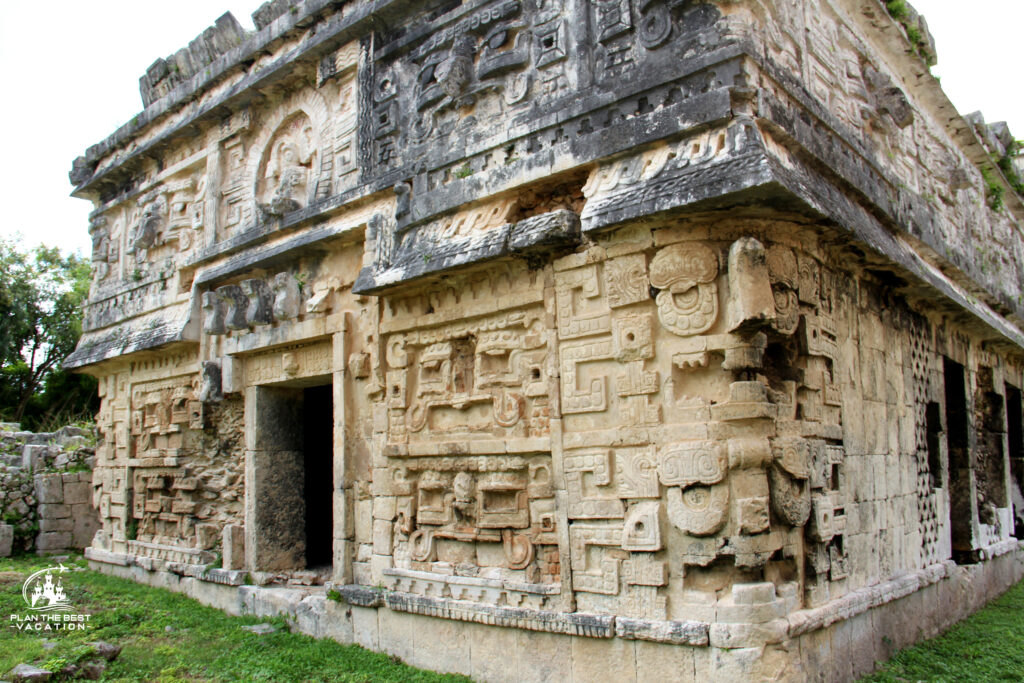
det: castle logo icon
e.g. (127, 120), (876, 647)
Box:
(22, 565), (72, 613)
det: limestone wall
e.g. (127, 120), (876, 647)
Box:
(68, 0), (1024, 679)
(0, 425), (100, 556)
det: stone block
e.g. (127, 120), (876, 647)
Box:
(22, 444), (57, 470)
(294, 594), (328, 638)
(469, 622), (521, 683)
(372, 495), (396, 520)
(512, 630), (570, 682)
(404, 612), (470, 676)
(635, 640), (696, 682)
(571, 635), (636, 683)
(35, 472), (64, 503)
(351, 605), (379, 650)
(372, 519), (392, 555)
(223, 525), (245, 570)
(355, 498), (373, 544)
(196, 523), (220, 550)
(38, 503), (71, 519)
(322, 598), (355, 645)
(379, 608), (418, 665)
(40, 517), (75, 533)
(36, 531), (72, 552)
(10, 662), (54, 682)
(0, 523), (13, 557)
(72, 507), (101, 548)
(63, 480), (92, 505)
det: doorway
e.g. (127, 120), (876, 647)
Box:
(245, 380), (334, 573)
(943, 358), (971, 561)
(303, 384), (334, 569)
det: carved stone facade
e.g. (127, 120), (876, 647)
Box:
(70, 0), (1024, 680)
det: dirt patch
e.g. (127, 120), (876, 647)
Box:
(0, 571), (25, 586)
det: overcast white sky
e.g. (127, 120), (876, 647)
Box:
(0, 0), (1020, 258)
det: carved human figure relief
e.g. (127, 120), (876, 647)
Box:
(258, 114), (316, 217)
(649, 242), (719, 336)
(272, 272), (302, 320)
(766, 244), (800, 334)
(130, 194), (168, 261)
(90, 217), (116, 281)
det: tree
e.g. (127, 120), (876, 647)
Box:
(0, 236), (96, 429)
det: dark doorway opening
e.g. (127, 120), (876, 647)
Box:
(926, 401), (943, 489)
(303, 384), (334, 569)
(1006, 384), (1023, 538)
(943, 358), (972, 562)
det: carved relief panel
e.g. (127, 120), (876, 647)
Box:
(370, 0), (575, 172)
(89, 356), (244, 563)
(552, 213), (853, 618)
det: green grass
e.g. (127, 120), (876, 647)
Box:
(861, 579), (1024, 682)
(0, 554), (469, 682)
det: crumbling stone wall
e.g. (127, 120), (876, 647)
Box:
(0, 424), (100, 556)
(66, 0), (1024, 680)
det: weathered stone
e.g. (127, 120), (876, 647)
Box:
(62, 480), (91, 505)
(61, 0), (1024, 680)
(223, 524), (245, 570)
(34, 473), (63, 503)
(78, 660), (106, 680)
(9, 662), (53, 682)
(36, 531), (72, 552)
(39, 518), (74, 533)
(0, 523), (13, 557)
(37, 504), (70, 519)
(22, 444), (57, 470)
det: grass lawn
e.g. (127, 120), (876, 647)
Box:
(0, 553), (469, 682)
(861, 578), (1024, 682)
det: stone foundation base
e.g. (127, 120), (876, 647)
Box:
(87, 543), (1024, 682)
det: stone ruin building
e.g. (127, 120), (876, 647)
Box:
(67, 0), (1024, 680)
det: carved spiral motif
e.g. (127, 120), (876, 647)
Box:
(502, 529), (534, 569)
(638, 4), (672, 49)
(649, 243), (719, 336)
(658, 443), (726, 488)
(409, 529), (435, 562)
(407, 401), (428, 432)
(649, 243), (718, 289)
(386, 335), (408, 368)
(492, 390), (525, 427)
(666, 484), (728, 536)
(655, 286), (717, 336)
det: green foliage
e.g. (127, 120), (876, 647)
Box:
(454, 163), (473, 179)
(981, 167), (1006, 212)
(327, 588), (343, 602)
(862, 578), (1024, 681)
(884, 0), (931, 63)
(0, 554), (469, 682)
(905, 23), (922, 46)
(0, 236), (97, 430)
(885, 0), (908, 21)
(995, 140), (1024, 197)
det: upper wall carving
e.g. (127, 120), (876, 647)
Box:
(67, 0), (1024, 372)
